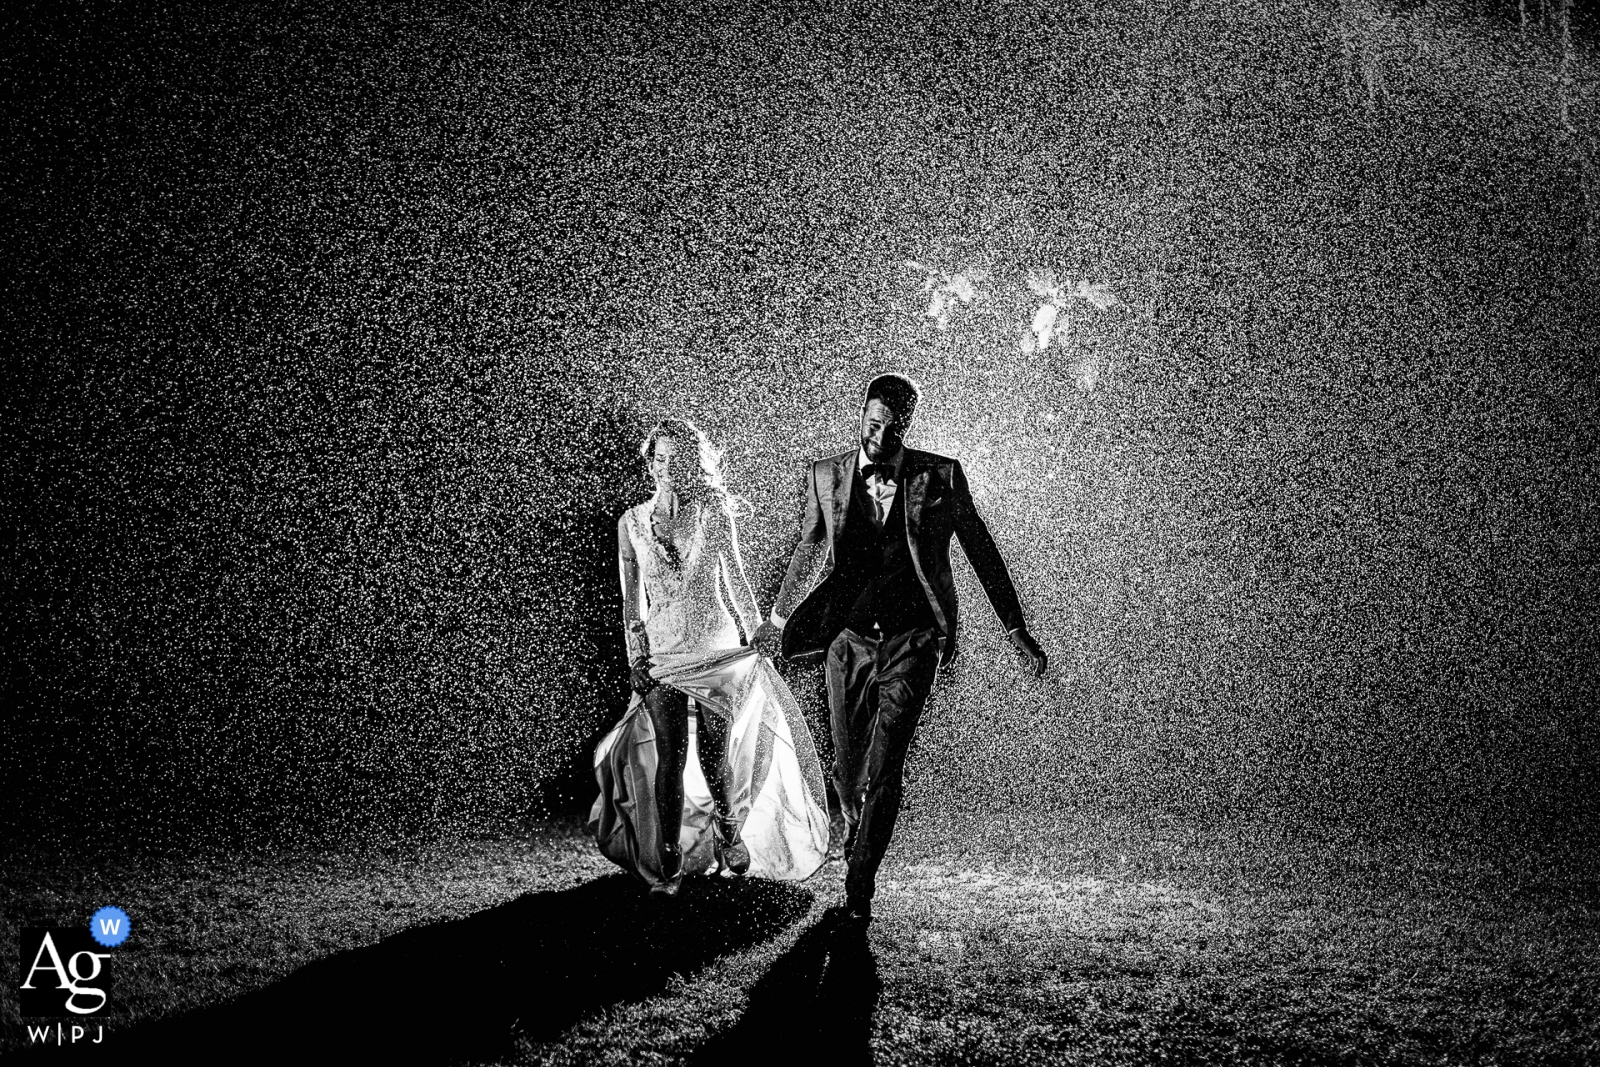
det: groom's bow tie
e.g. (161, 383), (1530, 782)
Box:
(860, 463), (896, 483)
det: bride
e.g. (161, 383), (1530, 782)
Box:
(588, 418), (830, 899)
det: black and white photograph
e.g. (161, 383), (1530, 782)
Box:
(4, 0), (1597, 1062)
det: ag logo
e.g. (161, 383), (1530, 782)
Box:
(19, 926), (114, 1017)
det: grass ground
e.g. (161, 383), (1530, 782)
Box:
(3, 809), (1596, 1064)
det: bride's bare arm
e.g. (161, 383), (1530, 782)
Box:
(618, 515), (649, 666)
(716, 509), (764, 641)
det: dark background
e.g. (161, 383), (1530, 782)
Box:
(4, 0), (1596, 850)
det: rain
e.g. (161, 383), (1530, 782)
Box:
(4, 0), (1596, 1061)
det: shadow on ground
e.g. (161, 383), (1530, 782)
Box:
(51, 874), (813, 1065)
(689, 906), (880, 1067)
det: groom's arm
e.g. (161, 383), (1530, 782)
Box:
(753, 462), (826, 655)
(950, 459), (1032, 643)
(771, 460), (827, 625)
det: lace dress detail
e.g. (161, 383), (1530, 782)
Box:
(625, 501), (742, 657)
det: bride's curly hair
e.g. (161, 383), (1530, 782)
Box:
(640, 418), (751, 518)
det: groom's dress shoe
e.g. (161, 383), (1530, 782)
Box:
(844, 859), (873, 922)
(843, 861), (872, 922)
(648, 878), (681, 903)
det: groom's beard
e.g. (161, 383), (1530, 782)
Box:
(861, 435), (900, 462)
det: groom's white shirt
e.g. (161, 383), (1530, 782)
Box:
(857, 445), (904, 527)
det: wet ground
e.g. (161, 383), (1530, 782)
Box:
(4, 810), (1595, 1064)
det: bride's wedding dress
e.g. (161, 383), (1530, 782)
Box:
(588, 500), (830, 885)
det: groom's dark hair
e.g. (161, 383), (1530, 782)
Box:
(863, 373), (921, 427)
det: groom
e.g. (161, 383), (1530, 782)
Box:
(754, 373), (1046, 921)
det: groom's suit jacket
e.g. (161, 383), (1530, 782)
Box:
(778, 447), (1027, 668)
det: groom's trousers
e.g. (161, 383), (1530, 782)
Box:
(826, 624), (942, 902)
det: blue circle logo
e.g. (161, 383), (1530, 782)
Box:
(90, 906), (131, 948)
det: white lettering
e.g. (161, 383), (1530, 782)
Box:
(20, 933), (70, 990)
(64, 952), (109, 1014)
(71, 1025), (84, 1042)
(97, 918), (122, 937)
(26, 1025), (50, 1044)
(94, 1025), (104, 1044)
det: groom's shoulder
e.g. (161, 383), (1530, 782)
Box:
(905, 447), (961, 471)
(806, 449), (854, 474)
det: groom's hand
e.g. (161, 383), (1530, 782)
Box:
(1008, 628), (1047, 677)
(752, 620), (784, 659)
